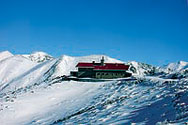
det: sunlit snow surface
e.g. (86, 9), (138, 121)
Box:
(0, 51), (187, 125)
(0, 79), (187, 125)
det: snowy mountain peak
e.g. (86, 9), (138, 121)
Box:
(50, 54), (123, 78)
(178, 60), (188, 65)
(31, 51), (50, 55)
(127, 61), (157, 76)
(0, 51), (14, 62)
(162, 61), (188, 73)
(23, 51), (53, 63)
(0, 51), (188, 124)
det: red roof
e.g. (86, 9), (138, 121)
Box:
(76, 62), (129, 70)
(76, 62), (94, 67)
(94, 63), (129, 70)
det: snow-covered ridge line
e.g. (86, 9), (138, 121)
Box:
(160, 61), (188, 73)
(0, 53), (123, 94)
(22, 51), (54, 63)
(0, 50), (188, 124)
(0, 51), (188, 78)
(0, 51), (14, 62)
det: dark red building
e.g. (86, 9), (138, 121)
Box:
(71, 57), (131, 79)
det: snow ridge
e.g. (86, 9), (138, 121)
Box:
(0, 51), (13, 62)
(161, 61), (188, 73)
(0, 51), (187, 125)
(23, 51), (53, 63)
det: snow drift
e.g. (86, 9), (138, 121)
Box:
(0, 51), (187, 125)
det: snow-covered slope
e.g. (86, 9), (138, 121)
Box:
(0, 51), (13, 62)
(0, 54), (122, 94)
(0, 81), (103, 125)
(161, 61), (188, 73)
(23, 51), (53, 63)
(0, 51), (187, 124)
(127, 61), (157, 76)
(0, 59), (58, 94)
(127, 60), (188, 78)
(158, 61), (188, 79)
(0, 55), (37, 89)
(51, 55), (123, 77)
(0, 77), (187, 124)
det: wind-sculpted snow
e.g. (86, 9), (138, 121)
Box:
(0, 79), (187, 125)
(0, 51), (187, 124)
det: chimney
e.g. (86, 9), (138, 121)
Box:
(101, 56), (104, 66)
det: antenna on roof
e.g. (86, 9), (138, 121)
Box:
(101, 56), (104, 66)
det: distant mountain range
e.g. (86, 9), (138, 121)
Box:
(0, 50), (187, 93)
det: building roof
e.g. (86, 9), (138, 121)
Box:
(76, 62), (129, 70)
(76, 62), (94, 68)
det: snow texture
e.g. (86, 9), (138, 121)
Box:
(0, 51), (13, 62)
(23, 51), (53, 63)
(0, 51), (187, 125)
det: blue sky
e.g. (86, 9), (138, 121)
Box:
(0, 0), (187, 65)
